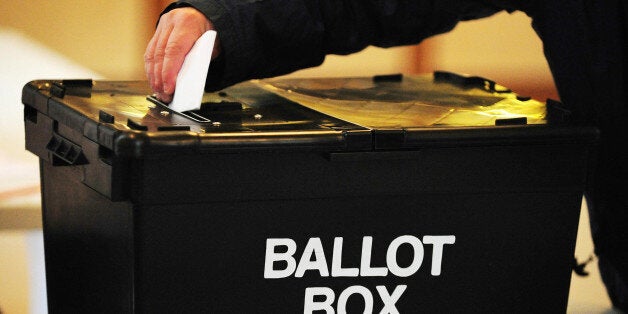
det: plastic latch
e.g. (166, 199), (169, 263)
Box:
(46, 133), (87, 166)
(99, 110), (115, 123)
(495, 117), (527, 126)
(50, 80), (93, 98)
(157, 125), (191, 131)
(51, 82), (65, 98)
(199, 101), (243, 112)
(373, 73), (403, 83)
(61, 79), (93, 88)
(127, 119), (149, 131)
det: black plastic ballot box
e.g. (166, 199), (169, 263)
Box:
(22, 72), (597, 313)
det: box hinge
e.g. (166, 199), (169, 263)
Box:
(373, 129), (406, 150)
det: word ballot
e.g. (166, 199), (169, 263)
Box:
(264, 235), (456, 313)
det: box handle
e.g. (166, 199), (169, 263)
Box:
(46, 133), (87, 166)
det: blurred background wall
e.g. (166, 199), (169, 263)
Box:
(1, 1), (162, 79)
(0, 1), (557, 99)
(1, 2), (559, 314)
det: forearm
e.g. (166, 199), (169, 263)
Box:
(168, 0), (325, 90)
(170, 0), (472, 90)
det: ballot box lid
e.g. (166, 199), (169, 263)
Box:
(22, 72), (597, 159)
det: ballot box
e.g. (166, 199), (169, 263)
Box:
(23, 72), (597, 313)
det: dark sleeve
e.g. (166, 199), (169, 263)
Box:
(482, 0), (627, 125)
(165, 0), (504, 90)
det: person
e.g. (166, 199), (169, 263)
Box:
(145, 1), (627, 311)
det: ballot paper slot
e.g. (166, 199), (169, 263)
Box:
(146, 95), (247, 124)
(147, 94), (352, 131)
(147, 95), (209, 123)
(183, 101), (245, 124)
(183, 111), (212, 123)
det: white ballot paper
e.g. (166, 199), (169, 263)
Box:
(169, 30), (217, 112)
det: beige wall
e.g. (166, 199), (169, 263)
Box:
(0, 232), (31, 314)
(1, 3), (555, 100)
(1, 1), (163, 80)
(426, 11), (558, 101)
(0, 0), (425, 82)
(0, 1), (420, 81)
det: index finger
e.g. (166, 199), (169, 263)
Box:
(160, 30), (200, 97)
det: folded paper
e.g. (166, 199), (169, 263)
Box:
(169, 30), (217, 112)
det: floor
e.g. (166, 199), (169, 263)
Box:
(567, 201), (623, 314)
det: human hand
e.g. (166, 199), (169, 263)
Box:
(144, 7), (220, 103)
